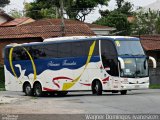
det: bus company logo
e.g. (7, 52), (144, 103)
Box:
(47, 60), (77, 67)
(63, 60), (77, 66)
(47, 61), (60, 67)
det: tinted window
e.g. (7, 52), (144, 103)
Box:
(12, 47), (30, 61)
(101, 40), (118, 76)
(58, 42), (72, 58)
(44, 44), (58, 58)
(72, 40), (99, 57)
(72, 41), (84, 57)
(27, 45), (46, 59)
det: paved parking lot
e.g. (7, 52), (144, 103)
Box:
(0, 89), (160, 114)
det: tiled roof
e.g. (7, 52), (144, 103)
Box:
(0, 24), (94, 39)
(0, 17), (34, 27)
(140, 35), (160, 51)
(86, 23), (114, 29)
(23, 19), (114, 29)
(22, 19), (84, 26)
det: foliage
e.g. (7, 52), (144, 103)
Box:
(95, 0), (133, 35)
(150, 84), (160, 89)
(95, 11), (131, 35)
(132, 10), (160, 35)
(9, 9), (23, 18)
(0, 0), (10, 8)
(25, 2), (57, 19)
(115, 0), (133, 16)
(25, 0), (110, 21)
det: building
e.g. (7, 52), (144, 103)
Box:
(140, 35), (160, 84)
(0, 17), (35, 27)
(0, 10), (14, 25)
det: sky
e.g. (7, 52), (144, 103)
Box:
(4, 0), (157, 23)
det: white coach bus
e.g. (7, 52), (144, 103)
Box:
(4, 36), (156, 97)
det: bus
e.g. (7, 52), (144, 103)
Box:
(4, 36), (157, 97)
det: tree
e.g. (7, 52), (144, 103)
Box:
(9, 9), (23, 18)
(132, 10), (160, 35)
(25, 0), (110, 21)
(95, 11), (131, 35)
(64, 0), (110, 21)
(25, 2), (57, 19)
(0, 0), (10, 8)
(95, 0), (133, 35)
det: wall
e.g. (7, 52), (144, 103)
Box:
(0, 16), (7, 24)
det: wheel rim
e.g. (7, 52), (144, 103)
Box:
(25, 85), (31, 95)
(35, 85), (41, 96)
(94, 81), (99, 93)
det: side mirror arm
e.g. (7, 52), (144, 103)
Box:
(149, 56), (157, 68)
(118, 57), (125, 69)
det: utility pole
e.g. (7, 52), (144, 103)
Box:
(60, 0), (65, 36)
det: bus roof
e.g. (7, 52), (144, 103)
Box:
(6, 36), (139, 48)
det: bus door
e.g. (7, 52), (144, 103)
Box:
(101, 40), (119, 90)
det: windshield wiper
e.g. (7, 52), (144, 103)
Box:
(133, 54), (145, 56)
(120, 54), (133, 56)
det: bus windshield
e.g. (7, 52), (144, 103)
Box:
(115, 40), (145, 56)
(120, 57), (149, 78)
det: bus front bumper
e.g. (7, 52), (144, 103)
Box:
(120, 83), (149, 90)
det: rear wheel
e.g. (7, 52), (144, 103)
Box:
(33, 83), (43, 97)
(92, 80), (102, 95)
(120, 90), (127, 95)
(24, 83), (33, 96)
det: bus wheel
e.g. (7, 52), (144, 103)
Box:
(24, 83), (33, 96)
(57, 91), (68, 97)
(120, 90), (127, 95)
(33, 83), (43, 97)
(92, 80), (102, 95)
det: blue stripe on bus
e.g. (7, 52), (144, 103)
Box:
(5, 56), (100, 78)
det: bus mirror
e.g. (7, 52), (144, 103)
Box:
(118, 57), (125, 69)
(149, 56), (157, 68)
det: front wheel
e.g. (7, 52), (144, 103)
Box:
(92, 80), (102, 95)
(120, 90), (127, 95)
(33, 83), (43, 97)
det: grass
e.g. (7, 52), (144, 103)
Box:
(149, 84), (160, 89)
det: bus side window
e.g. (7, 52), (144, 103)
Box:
(58, 43), (72, 58)
(12, 47), (30, 61)
(44, 44), (58, 58)
(72, 42), (84, 57)
(28, 45), (46, 59)
(101, 40), (119, 76)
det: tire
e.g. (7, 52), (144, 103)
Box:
(24, 83), (33, 96)
(92, 80), (102, 95)
(120, 90), (127, 95)
(56, 91), (68, 97)
(33, 83), (43, 97)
